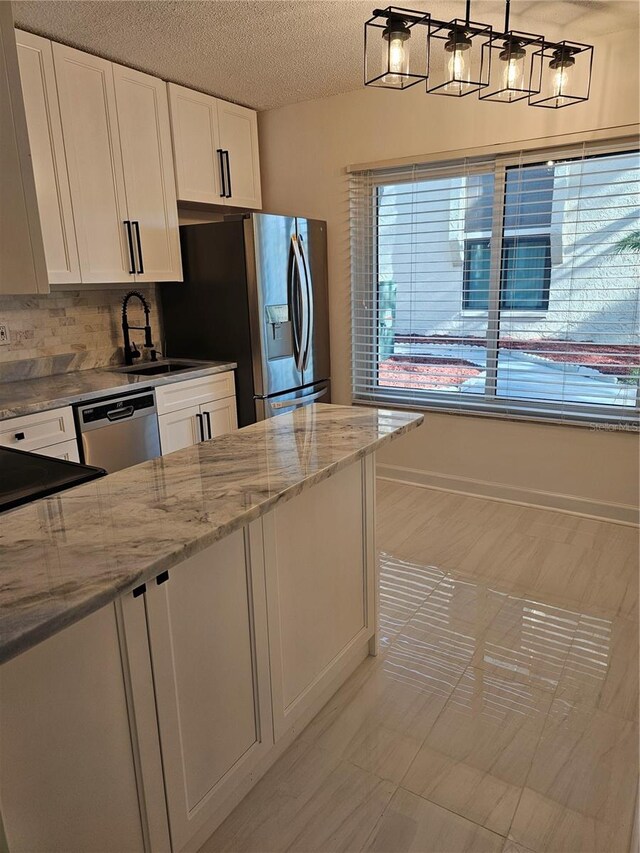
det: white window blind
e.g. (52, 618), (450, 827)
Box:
(350, 139), (640, 427)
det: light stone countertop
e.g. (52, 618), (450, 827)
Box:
(0, 403), (423, 665)
(0, 359), (238, 420)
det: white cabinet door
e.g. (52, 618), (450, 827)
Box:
(0, 405), (76, 452)
(263, 458), (375, 740)
(167, 82), (222, 204)
(167, 83), (261, 209)
(158, 403), (202, 455)
(200, 394), (237, 439)
(0, 604), (147, 852)
(217, 99), (262, 210)
(52, 42), (132, 284)
(143, 526), (273, 851)
(34, 438), (80, 462)
(0, 5), (48, 294)
(113, 63), (182, 282)
(16, 30), (80, 285)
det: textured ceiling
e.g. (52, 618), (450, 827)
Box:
(13, 0), (639, 111)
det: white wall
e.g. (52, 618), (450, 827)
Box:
(258, 27), (640, 516)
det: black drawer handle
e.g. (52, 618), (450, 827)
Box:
(14, 431), (25, 441)
(156, 570), (169, 585)
(132, 583), (146, 598)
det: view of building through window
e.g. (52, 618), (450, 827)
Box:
(375, 150), (640, 415)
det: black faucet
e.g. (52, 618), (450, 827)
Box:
(122, 290), (154, 366)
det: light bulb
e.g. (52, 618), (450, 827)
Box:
(444, 30), (472, 94)
(447, 49), (471, 89)
(504, 54), (524, 88)
(382, 18), (410, 86)
(499, 40), (527, 98)
(389, 34), (407, 73)
(549, 48), (575, 105)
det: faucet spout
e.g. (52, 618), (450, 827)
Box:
(122, 290), (154, 365)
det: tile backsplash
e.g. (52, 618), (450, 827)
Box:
(0, 286), (163, 380)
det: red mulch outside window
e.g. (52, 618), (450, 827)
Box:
(379, 355), (483, 389)
(392, 335), (640, 377)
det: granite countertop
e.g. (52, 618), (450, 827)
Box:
(0, 359), (238, 420)
(0, 404), (423, 665)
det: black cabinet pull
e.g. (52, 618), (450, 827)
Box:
(132, 583), (146, 598)
(156, 570), (169, 585)
(224, 150), (232, 198)
(203, 410), (212, 440)
(195, 412), (204, 442)
(14, 431), (25, 441)
(133, 221), (144, 274)
(217, 149), (226, 198)
(124, 221), (135, 274)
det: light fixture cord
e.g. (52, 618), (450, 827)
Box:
(504, 0), (510, 33)
(465, 0), (471, 26)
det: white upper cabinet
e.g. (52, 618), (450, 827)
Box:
(168, 82), (261, 210)
(0, 5), (48, 295)
(167, 83), (222, 204)
(51, 42), (182, 285)
(216, 99), (262, 210)
(15, 30), (80, 285)
(112, 63), (182, 282)
(52, 43), (132, 284)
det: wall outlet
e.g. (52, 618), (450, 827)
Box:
(0, 322), (10, 345)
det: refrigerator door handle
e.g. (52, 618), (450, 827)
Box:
(297, 235), (314, 371)
(288, 236), (303, 370)
(269, 386), (328, 410)
(290, 235), (309, 372)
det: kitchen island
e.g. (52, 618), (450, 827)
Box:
(0, 403), (422, 852)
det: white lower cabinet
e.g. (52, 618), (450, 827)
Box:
(157, 378), (238, 455)
(0, 605), (147, 852)
(263, 457), (375, 740)
(126, 525), (273, 851)
(0, 458), (376, 853)
(33, 437), (81, 462)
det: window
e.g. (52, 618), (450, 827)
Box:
(463, 236), (551, 311)
(351, 140), (640, 425)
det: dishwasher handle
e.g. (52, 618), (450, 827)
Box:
(106, 405), (135, 422)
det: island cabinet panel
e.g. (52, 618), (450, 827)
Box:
(128, 523), (273, 852)
(0, 604), (147, 852)
(263, 456), (376, 741)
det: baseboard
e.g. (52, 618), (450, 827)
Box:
(377, 463), (639, 526)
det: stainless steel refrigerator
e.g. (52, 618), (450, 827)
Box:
(160, 214), (330, 426)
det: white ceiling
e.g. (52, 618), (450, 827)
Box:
(13, 0), (639, 111)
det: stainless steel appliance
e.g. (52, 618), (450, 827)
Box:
(159, 214), (331, 426)
(0, 446), (105, 513)
(75, 390), (161, 473)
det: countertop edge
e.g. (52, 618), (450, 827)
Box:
(0, 361), (238, 420)
(0, 411), (423, 666)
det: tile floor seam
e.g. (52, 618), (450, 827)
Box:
(396, 784), (510, 843)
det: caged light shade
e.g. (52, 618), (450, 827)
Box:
(365, 6), (429, 89)
(426, 18), (492, 96)
(529, 41), (594, 108)
(479, 30), (544, 102)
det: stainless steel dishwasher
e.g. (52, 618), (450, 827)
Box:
(75, 390), (161, 473)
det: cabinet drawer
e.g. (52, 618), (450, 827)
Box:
(155, 372), (235, 415)
(33, 438), (80, 463)
(0, 406), (75, 452)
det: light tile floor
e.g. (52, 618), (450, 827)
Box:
(201, 482), (639, 853)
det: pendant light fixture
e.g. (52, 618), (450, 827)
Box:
(426, 0), (491, 96)
(364, 6), (429, 89)
(364, 0), (593, 107)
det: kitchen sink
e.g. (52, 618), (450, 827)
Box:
(118, 361), (203, 377)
